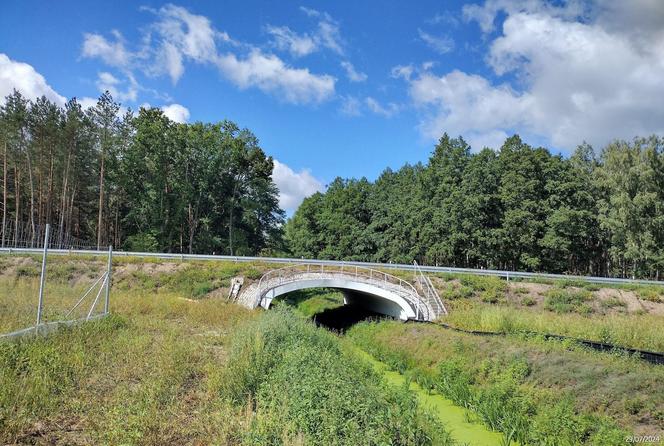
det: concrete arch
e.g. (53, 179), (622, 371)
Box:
(260, 277), (418, 320)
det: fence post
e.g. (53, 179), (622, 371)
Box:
(36, 224), (50, 332)
(104, 245), (112, 314)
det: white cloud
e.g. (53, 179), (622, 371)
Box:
(418, 29), (455, 54)
(365, 97), (400, 118)
(216, 49), (335, 104)
(161, 103), (190, 123)
(83, 5), (337, 105)
(272, 160), (323, 212)
(403, 1), (664, 151)
(268, 7), (344, 57)
(340, 61), (367, 82)
(82, 30), (132, 68)
(95, 71), (138, 102)
(0, 53), (66, 106)
(339, 95), (362, 116)
(266, 25), (316, 57)
(391, 64), (414, 81)
(76, 97), (99, 110)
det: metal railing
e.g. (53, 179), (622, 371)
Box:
(413, 260), (447, 317)
(256, 263), (430, 320)
(2, 247), (664, 287)
(0, 224), (113, 340)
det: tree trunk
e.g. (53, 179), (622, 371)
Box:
(26, 151), (36, 246)
(97, 147), (105, 250)
(13, 167), (19, 246)
(58, 145), (72, 248)
(1, 141), (7, 247)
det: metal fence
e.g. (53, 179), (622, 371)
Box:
(1, 246), (663, 287)
(0, 224), (113, 340)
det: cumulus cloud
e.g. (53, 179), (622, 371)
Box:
(216, 49), (335, 104)
(266, 25), (316, 57)
(82, 5), (336, 105)
(340, 61), (367, 82)
(339, 95), (362, 116)
(161, 103), (190, 123)
(365, 97), (400, 118)
(95, 71), (138, 102)
(82, 30), (133, 68)
(267, 7), (344, 58)
(404, 0), (664, 151)
(0, 53), (66, 105)
(272, 160), (323, 212)
(418, 29), (454, 54)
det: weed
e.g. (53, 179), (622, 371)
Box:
(544, 288), (592, 313)
(521, 296), (536, 306)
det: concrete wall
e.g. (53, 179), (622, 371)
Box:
(260, 278), (416, 320)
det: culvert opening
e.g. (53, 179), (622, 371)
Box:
(274, 287), (394, 332)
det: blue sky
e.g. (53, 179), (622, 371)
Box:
(2, 0), (664, 212)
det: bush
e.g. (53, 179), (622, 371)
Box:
(521, 296), (536, 306)
(544, 288), (592, 314)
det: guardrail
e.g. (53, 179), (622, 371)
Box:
(2, 247), (663, 287)
(256, 263), (431, 321)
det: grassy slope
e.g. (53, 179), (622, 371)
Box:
(2, 255), (664, 444)
(433, 274), (664, 351)
(348, 320), (664, 443)
(1, 257), (451, 445)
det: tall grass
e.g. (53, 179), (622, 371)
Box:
(444, 302), (664, 351)
(348, 321), (633, 445)
(220, 308), (453, 445)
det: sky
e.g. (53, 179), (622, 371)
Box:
(1, 0), (664, 213)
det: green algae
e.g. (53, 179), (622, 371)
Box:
(349, 344), (509, 446)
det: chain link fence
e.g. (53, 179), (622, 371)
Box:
(0, 224), (113, 339)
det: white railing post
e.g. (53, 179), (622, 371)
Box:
(35, 224), (50, 332)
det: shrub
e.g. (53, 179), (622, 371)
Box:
(544, 288), (592, 314)
(521, 296), (536, 306)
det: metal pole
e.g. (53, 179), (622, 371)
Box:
(36, 224), (50, 331)
(104, 245), (112, 314)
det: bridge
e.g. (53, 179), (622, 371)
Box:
(236, 263), (447, 322)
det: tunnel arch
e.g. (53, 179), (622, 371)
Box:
(260, 277), (417, 320)
(238, 264), (440, 321)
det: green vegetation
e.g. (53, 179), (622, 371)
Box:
(222, 308), (451, 445)
(348, 320), (664, 444)
(443, 303), (664, 351)
(286, 134), (664, 280)
(0, 91), (283, 255)
(543, 288), (593, 314)
(275, 288), (345, 317)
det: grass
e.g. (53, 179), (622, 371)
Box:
(221, 308), (452, 445)
(443, 301), (664, 351)
(348, 320), (664, 443)
(0, 256), (454, 445)
(274, 287), (345, 318)
(543, 288), (593, 314)
(1, 289), (254, 444)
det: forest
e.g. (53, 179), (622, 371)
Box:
(0, 91), (284, 255)
(2, 90), (664, 279)
(286, 134), (664, 280)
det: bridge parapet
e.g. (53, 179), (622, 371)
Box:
(237, 263), (446, 321)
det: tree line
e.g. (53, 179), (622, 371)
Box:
(0, 90), (284, 255)
(286, 134), (664, 279)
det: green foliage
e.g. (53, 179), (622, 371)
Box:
(544, 288), (593, 313)
(349, 321), (633, 446)
(276, 288), (345, 317)
(286, 133), (664, 280)
(222, 308), (451, 445)
(0, 91), (284, 256)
